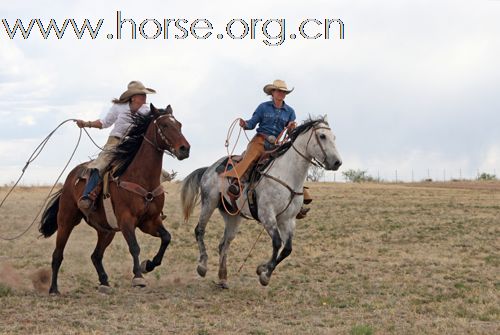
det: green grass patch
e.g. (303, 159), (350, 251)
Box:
(350, 324), (374, 335)
(0, 283), (13, 297)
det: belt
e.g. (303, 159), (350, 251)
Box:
(255, 133), (267, 140)
(255, 133), (277, 143)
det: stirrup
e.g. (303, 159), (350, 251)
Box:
(227, 183), (240, 198)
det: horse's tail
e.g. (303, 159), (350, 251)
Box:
(180, 167), (208, 223)
(39, 189), (63, 237)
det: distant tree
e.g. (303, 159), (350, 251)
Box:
(307, 165), (325, 182)
(342, 169), (374, 183)
(477, 172), (496, 181)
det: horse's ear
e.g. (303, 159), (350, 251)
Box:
(165, 105), (173, 115)
(150, 103), (158, 114)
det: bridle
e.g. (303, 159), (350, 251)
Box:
(291, 124), (332, 168)
(142, 114), (177, 157)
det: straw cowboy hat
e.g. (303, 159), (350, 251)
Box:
(263, 79), (294, 95)
(119, 81), (156, 101)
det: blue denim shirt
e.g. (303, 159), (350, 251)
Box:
(244, 100), (296, 137)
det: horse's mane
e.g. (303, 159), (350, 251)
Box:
(274, 115), (328, 158)
(111, 110), (164, 177)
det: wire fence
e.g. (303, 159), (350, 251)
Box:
(316, 168), (499, 183)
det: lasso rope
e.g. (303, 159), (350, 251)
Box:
(0, 119), (101, 240)
(219, 118), (248, 216)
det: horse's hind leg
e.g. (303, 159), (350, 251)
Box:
(194, 194), (218, 277)
(91, 230), (115, 291)
(139, 219), (171, 273)
(216, 214), (242, 289)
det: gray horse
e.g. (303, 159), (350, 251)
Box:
(181, 116), (342, 288)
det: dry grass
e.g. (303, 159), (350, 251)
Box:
(0, 181), (499, 334)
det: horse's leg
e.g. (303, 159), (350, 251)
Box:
(216, 213), (242, 289)
(138, 218), (171, 273)
(256, 218), (296, 286)
(49, 203), (81, 295)
(275, 235), (293, 266)
(256, 217), (282, 286)
(91, 230), (115, 292)
(120, 218), (145, 287)
(194, 194), (218, 277)
(274, 219), (296, 267)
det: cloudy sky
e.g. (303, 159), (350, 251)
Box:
(0, 0), (499, 184)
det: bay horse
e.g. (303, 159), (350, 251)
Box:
(180, 116), (341, 288)
(39, 104), (190, 294)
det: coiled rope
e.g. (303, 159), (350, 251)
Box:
(0, 119), (101, 240)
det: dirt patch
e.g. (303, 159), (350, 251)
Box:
(0, 262), (24, 291)
(30, 268), (51, 293)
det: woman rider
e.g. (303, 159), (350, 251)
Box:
(224, 79), (312, 218)
(75, 80), (156, 211)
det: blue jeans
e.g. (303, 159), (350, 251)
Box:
(82, 169), (100, 199)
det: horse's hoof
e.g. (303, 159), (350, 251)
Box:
(197, 264), (207, 277)
(256, 264), (267, 276)
(259, 272), (270, 286)
(140, 260), (150, 274)
(131, 277), (147, 287)
(215, 281), (229, 289)
(98, 285), (113, 294)
(49, 290), (60, 296)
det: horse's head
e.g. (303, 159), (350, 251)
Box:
(150, 104), (190, 160)
(293, 117), (342, 171)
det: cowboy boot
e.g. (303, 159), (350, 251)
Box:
(296, 207), (310, 219)
(303, 187), (312, 204)
(78, 169), (100, 210)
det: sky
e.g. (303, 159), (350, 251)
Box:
(0, 0), (499, 184)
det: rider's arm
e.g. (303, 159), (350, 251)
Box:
(244, 103), (265, 130)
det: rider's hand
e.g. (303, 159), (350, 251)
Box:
(239, 119), (247, 128)
(76, 120), (93, 128)
(75, 120), (87, 128)
(287, 121), (297, 131)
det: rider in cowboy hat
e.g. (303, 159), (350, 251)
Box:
(224, 79), (312, 218)
(75, 81), (156, 211)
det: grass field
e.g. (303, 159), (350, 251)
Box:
(0, 181), (499, 334)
